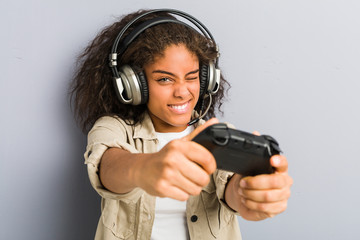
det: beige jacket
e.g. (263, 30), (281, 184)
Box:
(84, 113), (242, 240)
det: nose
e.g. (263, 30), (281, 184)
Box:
(173, 80), (190, 98)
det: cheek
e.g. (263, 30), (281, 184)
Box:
(190, 81), (201, 100)
(147, 83), (168, 107)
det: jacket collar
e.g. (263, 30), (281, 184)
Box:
(133, 112), (157, 140)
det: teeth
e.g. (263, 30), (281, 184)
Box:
(170, 103), (188, 110)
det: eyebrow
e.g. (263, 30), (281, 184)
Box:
(151, 69), (199, 77)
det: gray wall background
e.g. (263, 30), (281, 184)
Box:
(1, 0), (359, 239)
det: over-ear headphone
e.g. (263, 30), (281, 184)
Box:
(109, 9), (221, 106)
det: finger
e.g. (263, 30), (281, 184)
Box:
(163, 143), (211, 187)
(178, 157), (211, 187)
(241, 197), (288, 215)
(158, 164), (205, 198)
(183, 118), (219, 141)
(148, 156), (205, 199)
(172, 170), (205, 196)
(159, 185), (190, 201)
(240, 173), (292, 190)
(146, 177), (190, 201)
(170, 140), (216, 174)
(238, 187), (291, 203)
(184, 143), (217, 174)
(271, 155), (288, 173)
(164, 150), (212, 194)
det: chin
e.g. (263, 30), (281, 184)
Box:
(169, 118), (190, 127)
(167, 114), (192, 126)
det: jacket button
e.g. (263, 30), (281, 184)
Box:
(191, 215), (198, 222)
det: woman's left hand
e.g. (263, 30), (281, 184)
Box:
(225, 155), (293, 221)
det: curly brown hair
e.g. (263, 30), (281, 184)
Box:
(70, 9), (230, 133)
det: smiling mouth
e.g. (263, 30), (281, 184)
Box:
(168, 100), (191, 112)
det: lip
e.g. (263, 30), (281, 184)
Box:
(168, 100), (192, 114)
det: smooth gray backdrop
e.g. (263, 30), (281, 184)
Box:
(1, 0), (359, 239)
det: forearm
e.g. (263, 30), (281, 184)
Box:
(99, 136), (218, 200)
(224, 174), (242, 212)
(99, 147), (148, 194)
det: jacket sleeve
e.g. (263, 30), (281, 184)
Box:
(84, 116), (144, 202)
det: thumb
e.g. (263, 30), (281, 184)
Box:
(252, 131), (261, 136)
(183, 118), (219, 141)
(271, 155), (289, 173)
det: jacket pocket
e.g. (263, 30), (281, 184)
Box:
(101, 199), (136, 239)
(201, 185), (233, 238)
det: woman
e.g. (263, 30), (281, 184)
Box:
(70, 9), (293, 240)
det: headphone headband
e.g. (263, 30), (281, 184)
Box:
(117, 17), (200, 58)
(109, 9), (219, 70)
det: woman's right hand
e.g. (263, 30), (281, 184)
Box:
(133, 118), (219, 201)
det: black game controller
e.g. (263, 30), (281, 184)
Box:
(192, 123), (282, 176)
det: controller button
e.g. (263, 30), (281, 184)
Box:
(191, 215), (198, 222)
(214, 136), (228, 145)
(243, 139), (253, 149)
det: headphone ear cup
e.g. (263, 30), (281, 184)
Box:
(199, 64), (209, 97)
(137, 70), (148, 104)
(118, 65), (146, 105)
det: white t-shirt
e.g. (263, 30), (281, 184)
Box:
(151, 126), (194, 240)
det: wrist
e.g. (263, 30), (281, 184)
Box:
(224, 174), (242, 212)
(130, 153), (152, 189)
